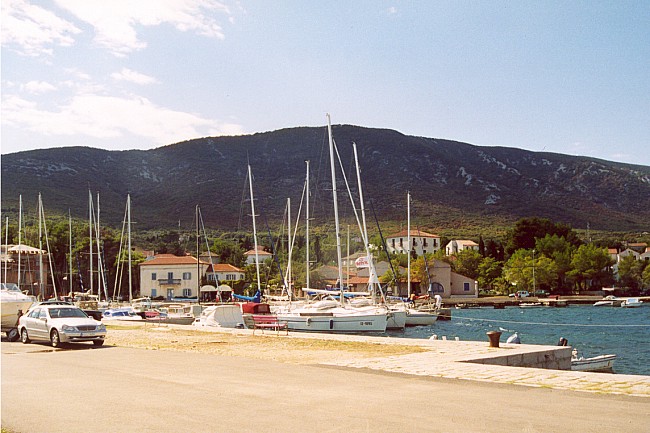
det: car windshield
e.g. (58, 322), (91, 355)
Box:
(49, 308), (87, 318)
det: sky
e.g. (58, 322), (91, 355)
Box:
(2, 0), (649, 166)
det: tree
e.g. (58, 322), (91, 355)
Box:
(503, 249), (557, 294)
(505, 217), (580, 256)
(617, 255), (646, 292)
(567, 244), (613, 292)
(454, 249), (482, 280)
(477, 257), (503, 292)
(535, 234), (576, 292)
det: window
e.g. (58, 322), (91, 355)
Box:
(151, 289), (157, 298)
(423, 239), (428, 247)
(151, 272), (157, 280)
(168, 272), (174, 280)
(464, 282), (470, 292)
(399, 238), (403, 247)
(391, 239), (395, 249)
(433, 239), (437, 247)
(183, 272), (191, 280)
(182, 288), (192, 297)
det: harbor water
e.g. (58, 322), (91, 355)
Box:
(389, 304), (650, 376)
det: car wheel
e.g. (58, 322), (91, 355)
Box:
(20, 328), (31, 344)
(50, 329), (61, 348)
(93, 339), (104, 347)
(8, 328), (20, 342)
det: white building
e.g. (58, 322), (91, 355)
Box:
(385, 230), (441, 257)
(139, 254), (209, 300)
(244, 247), (273, 265)
(206, 263), (245, 284)
(445, 240), (479, 256)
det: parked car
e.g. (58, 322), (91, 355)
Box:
(18, 304), (106, 348)
(509, 290), (530, 298)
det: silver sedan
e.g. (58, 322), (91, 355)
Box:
(18, 304), (107, 348)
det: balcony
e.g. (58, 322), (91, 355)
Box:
(158, 279), (181, 285)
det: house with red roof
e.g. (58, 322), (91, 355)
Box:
(139, 254), (209, 300)
(385, 229), (442, 257)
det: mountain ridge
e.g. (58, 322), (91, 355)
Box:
(2, 125), (649, 233)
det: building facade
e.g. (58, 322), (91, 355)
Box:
(139, 254), (209, 300)
(385, 230), (441, 257)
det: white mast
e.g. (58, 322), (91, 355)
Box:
(305, 160), (310, 290)
(38, 193), (44, 299)
(286, 197), (292, 297)
(407, 191), (411, 298)
(69, 210), (73, 296)
(88, 190), (93, 295)
(248, 165), (262, 293)
(352, 143), (381, 301)
(127, 194), (132, 302)
(3, 217), (8, 286)
(17, 195), (22, 292)
(327, 114), (344, 304)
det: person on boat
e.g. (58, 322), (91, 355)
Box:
(558, 337), (568, 346)
(409, 293), (417, 306)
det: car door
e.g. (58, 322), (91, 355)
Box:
(33, 308), (50, 340)
(23, 308), (43, 340)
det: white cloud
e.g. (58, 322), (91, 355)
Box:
(1, 92), (243, 146)
(387, 6), (398, 15)
(111, 68), (159, 85)
(55, 0), (231, 56)
(23, 80), (57, 94)
(1, 0), (81, 56)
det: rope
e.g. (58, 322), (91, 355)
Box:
(450, 314), (650, 328)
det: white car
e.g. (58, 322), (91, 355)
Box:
(18, 303), (107, 348)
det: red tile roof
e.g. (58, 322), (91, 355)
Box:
(387, 229), (439, 238)
(207, 263), (244, 272)
(139, 254), (208, 266)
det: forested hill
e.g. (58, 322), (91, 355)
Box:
(2, 125), (649, 232)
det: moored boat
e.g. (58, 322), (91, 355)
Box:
(620, 298), (643, 308)
(571, 349), (616, 372)
(1, 283), (36, 341)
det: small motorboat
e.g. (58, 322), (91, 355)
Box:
(571, 349), (616, 372)
(620, 298), (643, 308)
(593, 295), (621, 307)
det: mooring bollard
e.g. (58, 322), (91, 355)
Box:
(486, 331), (502, 348)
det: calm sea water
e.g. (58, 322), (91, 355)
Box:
(388, 305), (650, 376)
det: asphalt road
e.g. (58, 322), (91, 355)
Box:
(2, 341), (648, 433)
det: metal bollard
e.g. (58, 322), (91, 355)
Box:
(486, 331), (502, 348)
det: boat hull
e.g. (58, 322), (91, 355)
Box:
(571, 354), (616, 372)
(276, 312), (388, 333)
(404, 309), (438, 326)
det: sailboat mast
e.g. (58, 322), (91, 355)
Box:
(17, 195), (22, 292)
(305, 160), (310, 290)
(196, 205), (200, 305)
(407, 191), (411, 298)
(127, 194), (132, 302)
(248, 165), (262, 292)
(69, 210), (73, 296)
(327, 114), (344, 300)
(38, 193), (44, 299)
(286, 197), (292, 298)
(89, 190), (93, 296)
(3, 217), (8, 286)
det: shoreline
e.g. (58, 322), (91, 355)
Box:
(104, 321), (650, 398)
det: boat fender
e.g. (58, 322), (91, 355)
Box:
(306, 317), (311, 325)
(329, 319), (334, 330)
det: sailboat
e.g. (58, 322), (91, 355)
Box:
(274, 115), (388, 333)
(402, 192), (437, 326)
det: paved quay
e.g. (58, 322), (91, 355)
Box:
(162, 323), (650, 398)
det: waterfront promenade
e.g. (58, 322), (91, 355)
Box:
(3, 324), (649, 432)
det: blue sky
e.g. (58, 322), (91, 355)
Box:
(2, 0), (649, 166)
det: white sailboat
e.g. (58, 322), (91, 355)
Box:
(403, 192), (437, 326)
(274, 115), (388, 333)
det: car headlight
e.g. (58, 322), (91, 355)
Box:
(62, 324), (77, 332)
(97, 323), (106, 331)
